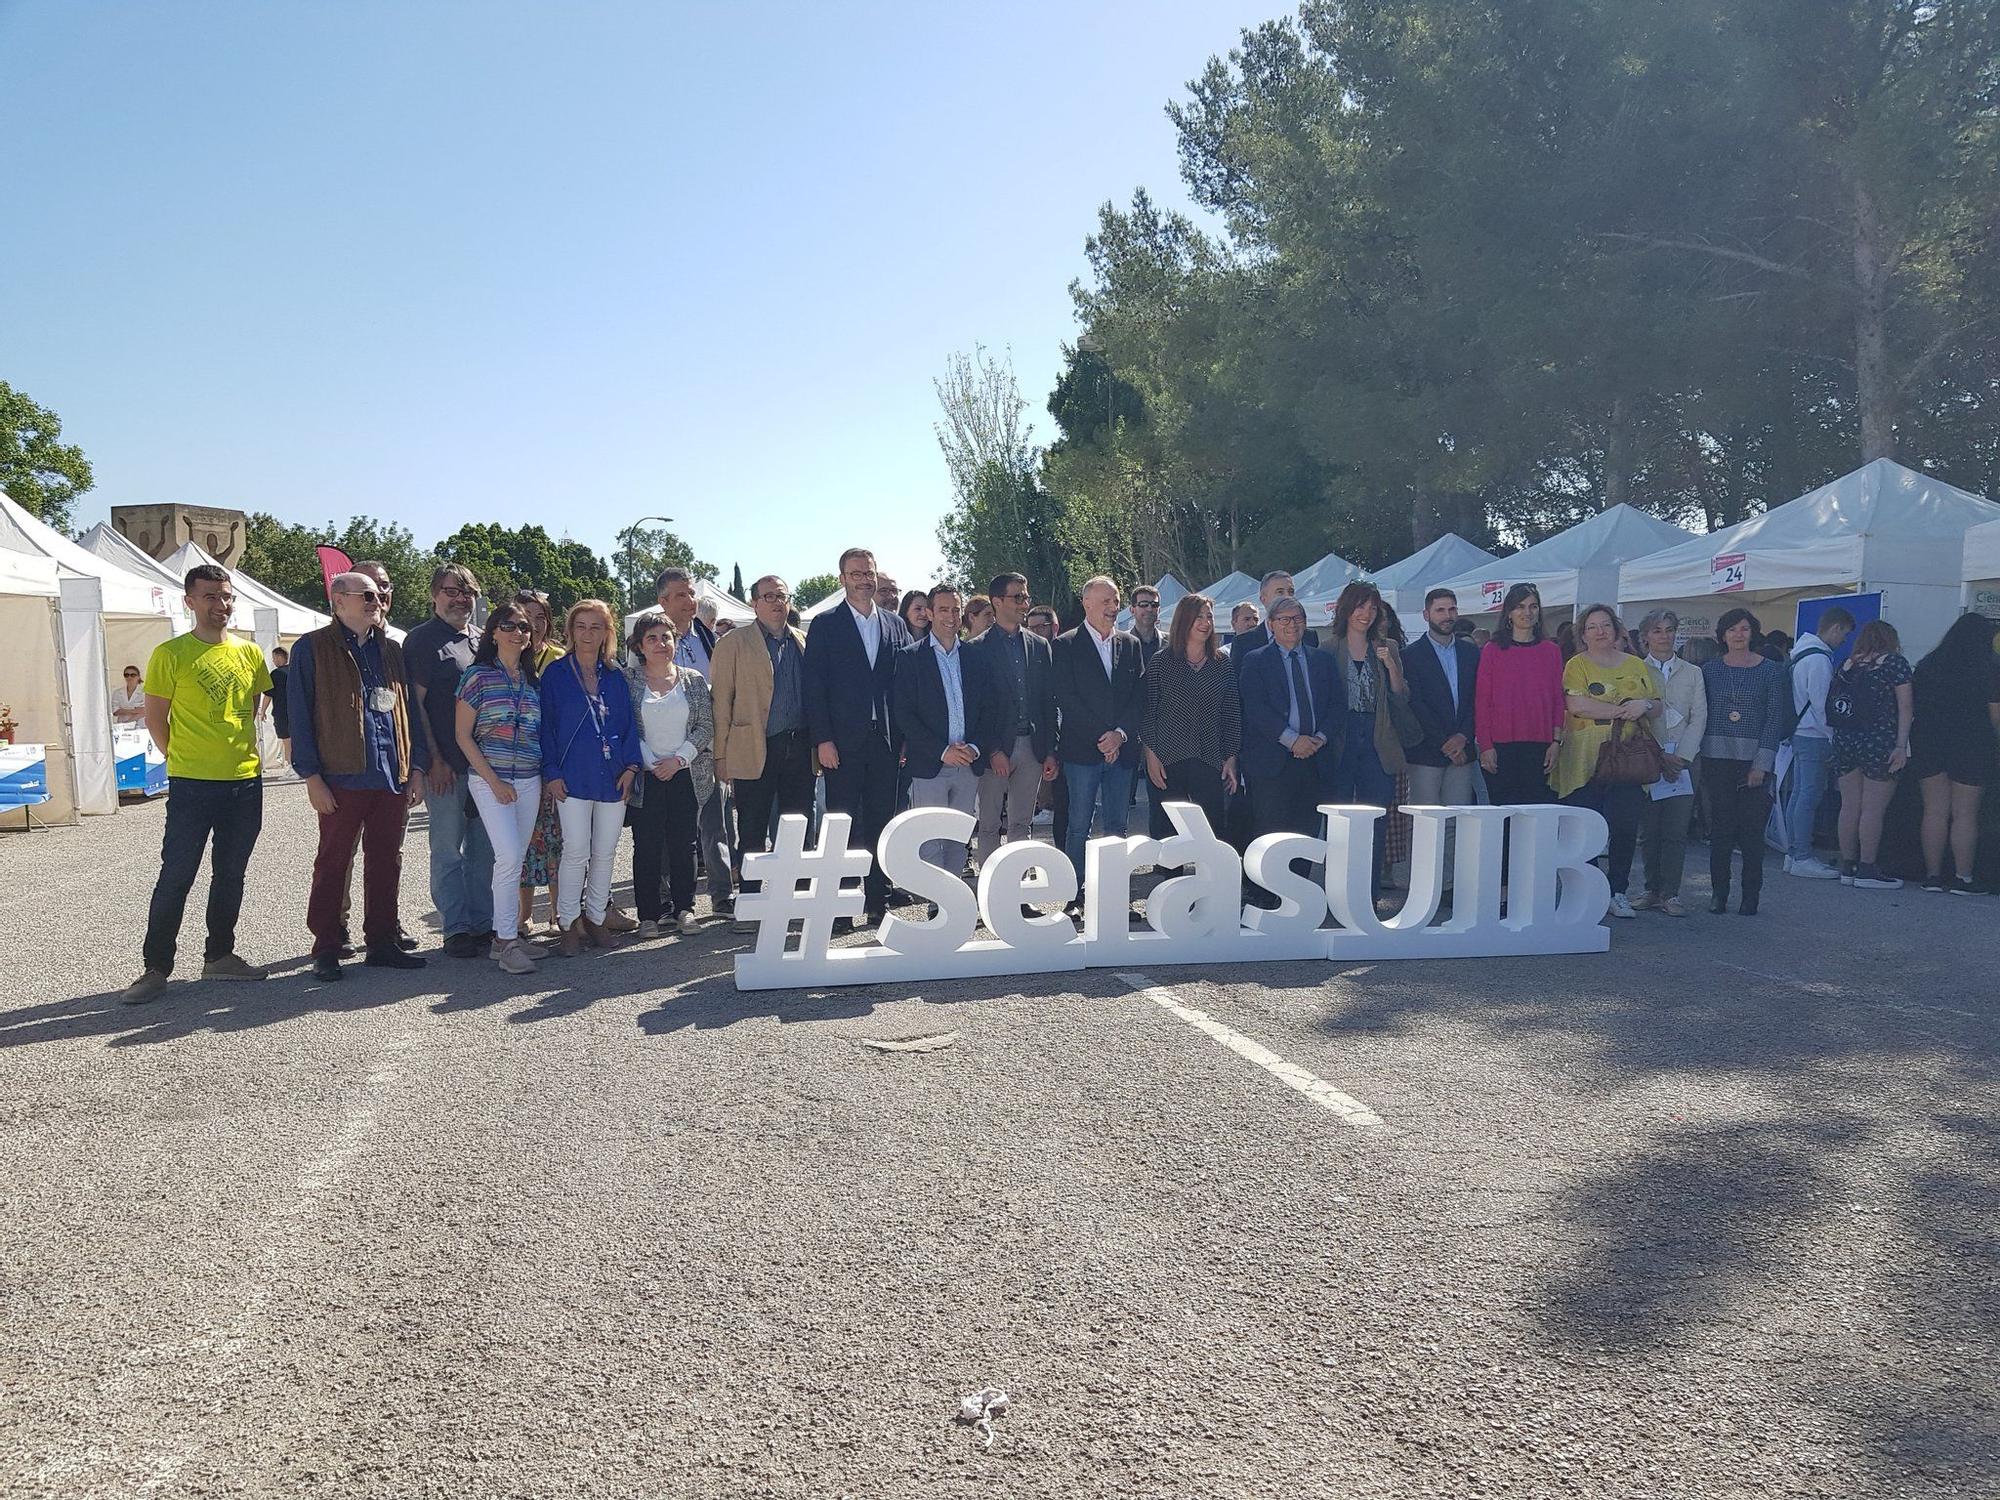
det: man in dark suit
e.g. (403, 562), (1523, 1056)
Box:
(803, 547), (911, 922)
(970, 571), (1057, 864)
(1239, 598), (1345, 845)
(1052, 575), (1145, 900)
(1231, 570), (1321, 656)
(1400, 586), (1482, 889)
(895, 583), (989, 875)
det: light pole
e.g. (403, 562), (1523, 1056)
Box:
(625, 514), (674, 614)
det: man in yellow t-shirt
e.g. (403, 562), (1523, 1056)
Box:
(123, 564), (273, 1005)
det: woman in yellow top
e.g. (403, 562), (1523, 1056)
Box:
(1552, 602), (1662, 921)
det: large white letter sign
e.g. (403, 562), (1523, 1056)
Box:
(732, 803), (1609, 991)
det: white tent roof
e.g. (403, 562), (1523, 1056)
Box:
(1433, 504), (1694, 613)
(1624, 459), (2000, 603)
(1117, 571), (1190, 630)
(0, 489), (180, 618)
(76, 522), (193, 594)
(163, 541), (333, 639)
(695, 578), (754, 626)
(1967, 516), (2000, 582)
(1198, 570), (1261, 611)
(0, 545), (61, 598)
(1369, 533), (1501, 596)
(1290, 551), (1366, 601)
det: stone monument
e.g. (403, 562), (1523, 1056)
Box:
(111, 503), (248, 567)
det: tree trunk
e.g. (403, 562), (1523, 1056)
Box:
(1603, 393), (1633, 510)
(1852, 177), (1896, 462)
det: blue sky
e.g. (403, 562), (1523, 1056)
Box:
(0, 1), (1279, 592)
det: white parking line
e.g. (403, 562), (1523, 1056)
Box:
(1116, 971), (1385, 1129)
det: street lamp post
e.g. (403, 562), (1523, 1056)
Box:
(625, 514), (674, 615)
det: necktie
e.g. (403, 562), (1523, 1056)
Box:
(1289, 651), (1315, 739)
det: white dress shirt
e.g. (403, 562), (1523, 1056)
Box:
(849, 601), (881, 667)
(1085, 621), (1116, 679)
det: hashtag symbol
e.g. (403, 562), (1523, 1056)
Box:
(733, 812), (873, 980)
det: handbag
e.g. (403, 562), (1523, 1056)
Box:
(1593, 718), (1667, 786)
(1387, 691), (1426, 750)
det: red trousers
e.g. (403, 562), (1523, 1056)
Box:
(306, 787), (409, 958)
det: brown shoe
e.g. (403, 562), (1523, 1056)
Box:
(581, 915), (616, 949)
(558, 920), (584, 958)
(600, 903), (638, 934)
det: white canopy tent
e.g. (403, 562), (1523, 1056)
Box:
(0, 547), (83, 824)
(1965, 516), (2000, 619)
(1363, 532), (1503, 633)
(1199, 570), (1261, 634)
(1431, 505), (1695, 626)
(1, 489), (183, 814)
(1116, 572), (1189, 631)
(77, 521), (196, 598)
(1621, 459), (2000, 657)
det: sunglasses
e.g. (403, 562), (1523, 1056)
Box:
(338, 589), (383, 605)
(494, 620), (532, 635)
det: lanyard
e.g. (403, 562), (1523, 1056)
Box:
(570, 655), (612, 761)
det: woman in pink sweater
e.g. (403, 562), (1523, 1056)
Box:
(1476, 584), (1566, 804)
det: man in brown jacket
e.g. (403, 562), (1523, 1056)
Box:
(289, 572), (430, 981)
(709, 573), (813, 931)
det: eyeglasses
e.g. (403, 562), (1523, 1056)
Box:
(438, 585), (479, 600)
(1134, 600), (1159, 609)
(758, 591), (792, 603)
(997, 591), (1029, 603)
(337, 589), (383, 605)
(495, 620), (532, 635)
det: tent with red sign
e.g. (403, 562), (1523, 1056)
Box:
(1618, 459), (2000, 659)
(1428, 504), (1694, 629)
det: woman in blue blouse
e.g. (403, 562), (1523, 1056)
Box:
(1699, 608), (1789, 916)
(540, 598), (641, 956)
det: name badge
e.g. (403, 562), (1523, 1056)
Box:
(369, 686), (397, 714)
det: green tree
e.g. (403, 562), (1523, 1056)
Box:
(241, 513), (438, 626)
(794, 572), (840, 609)
(611, 523), (715, 614)
(0, 381), (93, 531)
(436, 522), (622, 620)
(730, 563), (745, 600)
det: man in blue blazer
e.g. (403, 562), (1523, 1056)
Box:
(803, 547), (911, 922)
(1239, 598), (1345, 846)
(1399, 587), (1482, 888)
(894, 584), (990, 877)
(1051, 575), (1146, 901)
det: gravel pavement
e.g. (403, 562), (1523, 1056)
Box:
(2, 775), (1995, 1498)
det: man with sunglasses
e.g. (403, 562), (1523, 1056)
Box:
(406, 564), (495, 957)
(289, 573), (429, 980)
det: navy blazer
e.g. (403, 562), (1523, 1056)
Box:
(1400, 633), (1481, 768)
(1238, 641), (1346, 786)
(1052, 625), (1145, 768)
(894, 636), (991, 779)
(803, 601), (911, 755)
(1231, 620), (1319, 657)
(968, 624), (1056, 763)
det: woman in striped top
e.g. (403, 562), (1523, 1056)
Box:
(456, 600), (545, 974)
(1141, 592), (1240, 833)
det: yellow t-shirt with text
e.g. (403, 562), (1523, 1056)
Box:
(142, 634), (272, 781)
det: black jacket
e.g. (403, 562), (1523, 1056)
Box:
(968, 624), (1056, 763)
(1400, 633), (1481, 767)
(803, 601), (911, 755)
(894, 636), (991, 779)
(1052, 624), (1146, 768)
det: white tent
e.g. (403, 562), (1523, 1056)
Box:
(1431, 505), (1694, 625)
(163, 541), (331, 647)
(1117, 571), (1189, 631)
(1291, 550), (1366, 597)
(695, 578), (754, 627)
(77, 521), (196, 597)
(0, 547), (82, 825)
(1621, 459), (2000, 658)
(1365, 533), (1503, 630)
(0, 489), (184, 814)
(1965, 516), (2000, 619)
(1200, 569), (1260, 608)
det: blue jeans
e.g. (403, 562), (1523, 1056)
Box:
(142, 776), (263, 974)
(426, 775), (495, 936)
(1062, 759), (1133, 889)
(1330, 711), (1397, 884)
(1784, 734), (1834, 861)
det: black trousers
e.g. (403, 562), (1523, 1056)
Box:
(1488, 741), (1554, 804)
(1247, 753), (1330, 906)
(630, 772), (699, 921)
(1562, 780), (1643, 896)
(824, 732), (898, 913)
(142, 776), (263, 975)
(1159, 758), (1227, 835)
(1702, 756), (1770, 898)
(734, 728), (816, 859)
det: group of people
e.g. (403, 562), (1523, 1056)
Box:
(118, 551), (2000, 1004)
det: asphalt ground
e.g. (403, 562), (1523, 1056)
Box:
(1, 775), (1995, 1498)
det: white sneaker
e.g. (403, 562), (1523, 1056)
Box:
(1608, 893), (1636, 919)
(1788, 857), (1841, 880)
(677, 910), (702, 936)
(493, 938), (536, 975)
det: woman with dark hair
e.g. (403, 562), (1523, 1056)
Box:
(1699, 607), (1788, 914)
(512, 589), (564, 936)
(1551, 603), (1661, 919)
(1910, 613), (2000, 893)
(540, 598), (641, 955)
(623, 611), (716, 937)
(1832, 618), (1915, 889)
(1141, 593), (1240, 832)
(455, 601), (545, 974)
(898, 590), (931, 641)
(1476, 584), (1565, 804)
(1328, 581), (1411, 889)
